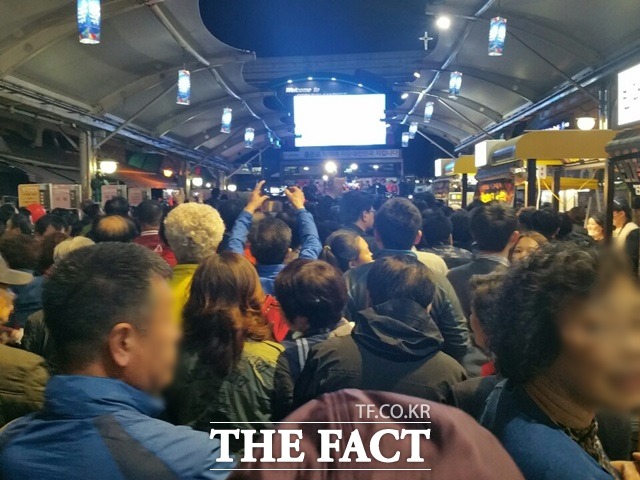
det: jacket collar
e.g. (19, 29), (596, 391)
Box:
(256, 263), (285, 280)
(377, 249), (417, 259)
(44, 375), (165, 419)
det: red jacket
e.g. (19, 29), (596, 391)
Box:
(133, 231), (177, 267)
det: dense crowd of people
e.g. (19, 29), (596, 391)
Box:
(0, 184), (638, 479)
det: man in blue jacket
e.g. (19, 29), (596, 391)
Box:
(0, 243), (234, 480)
(226, 181), (322, 295)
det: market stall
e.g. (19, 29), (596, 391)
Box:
(478, 130), (616, 209)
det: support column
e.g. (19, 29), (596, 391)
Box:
(552, 167), (562, 211)
(526, 158), (537, 208)
(461, 173), (469, 209)
(79, 130), (94, 200)
(603, 158), (615, 244)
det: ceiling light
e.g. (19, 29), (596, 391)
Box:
(331, 77), (337, 81)
(99, 160), (117, 174)
(357, 83), (363, 88)
(324, 160), (338, 174)
(307, 76), (314, 81)
(244, 127), (255, 148)
(162, 169), (174, 178)
(205, 183), (212, 189)
(303, 166), (310, 171)
(221, 107), (232, 134)
(409, 122), (419, 139)
(287, 79), (293, 84)
(577, 117), (596, 130)
(191, 177), (203, 188)
(402, 132), (411, 147)
(436, 15), (452, 30)
(401, 93), (409, 100)
(449, 71), (463, 98)
(350, 163), (359, 171)
(414, 72), (421, 78)
(78, 0), (101, 44)
(227, 184), (237, 192)
(372, 164), (379, 170)
(424, 101), (434, 123)
(322, 175), (329, 182)
(176, 69), (191, 106)
(489, 17), (508, 56)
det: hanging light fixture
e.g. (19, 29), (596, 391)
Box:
(402, 132), (410, 148)
(191, 177), (203, 188)
(268, 131), (274, 144)
(489, 17), (507, 56)
(424, 101), (434, 123)
(176, 69), (191, 105)
(576, 117), (596, 130)
(409, 122), (419, 139)
(99, 160), (117, 174)
(244, 127), (255, 148)
(162, 169), (174, 178)
(221, 108), (232, 134)
(77, 0), (101, 45)
(449, 71), (463, 98)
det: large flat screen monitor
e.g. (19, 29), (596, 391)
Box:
(293, 94), (387, 148)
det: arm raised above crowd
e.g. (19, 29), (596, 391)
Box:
(226, 181), (269, 255)
(285, 187), (322, 260)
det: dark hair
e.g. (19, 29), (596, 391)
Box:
(421, 210), (453, 247)
(367, 255), (436, 308)
(7, 214), (32, 235)
(38, 231), (69, 274)
(104, 196), (130, 217)
(567, 206), (586, 225)
(517, 207), (536, 231)
(469, 272), (505, 334)
(374, 198), (422, 250)
(135, 200), (163, 227)
(450, 210), (472, 246)
(339, 191), (374, 225)
(321, 230), (366, 273)
(487, 243), (628, 384)
(94, 216), (137, 243)
(557, 213), (574, 239)
(35, 214), (66, 236)
(217, 199), (245, 231)
(469, 203), (517, 252)
(589, 211), (606, 229)
(275, 259), (348, 330)
(248, 216), (292, 265)
(84, 203), (102, 220)
(530, 208), (562, 239)
(0, 204), (17, 224)
(0, 234), (39, 270)
(183, 252), (272, 375)
(43, 243), (172, 370)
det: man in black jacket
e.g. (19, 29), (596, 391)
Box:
(294, 256), (466, 408)
(339, 190), (379, 257)
(344, 198), (469, 363)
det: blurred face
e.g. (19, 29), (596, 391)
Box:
(0, 285), (15, 324)
(612, 210), (626, 229)
(550, 277), (640, 411)
(512, 237), (540, 263)
(118, 276), (181, 394)
(586, 218), (604, 242)
(362, 208), (375, 232)
(351, 237), (374, 268)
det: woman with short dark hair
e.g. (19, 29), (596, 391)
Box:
(481, 243), (640, 479)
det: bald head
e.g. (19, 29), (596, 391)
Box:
(94, 215), (137, 243)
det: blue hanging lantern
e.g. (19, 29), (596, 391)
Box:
(176, 69), (191, 106)
(489, 17), (507, 56)
(77, 0), (101, 45)
(221, 108), (233, 134)
(244, 128), (255, 148)
(424, 101), (434, 123)
(268, 131), (274, 144)
(402, 131), (410, 148)
(449, 71), (462, 98)
(409, 122), (418, 139)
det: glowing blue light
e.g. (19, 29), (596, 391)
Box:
(77, 0), (101, 45)
(221, 108), (232, 134)
(489, 17), (507, 56)
(402, 131), (410, 148)
(409, 122), (419, 139)
(424, 101), (434, 123)
(176, 69), (191, 105)
(449, 71), (463, 98)
(244, 128), (255, 148)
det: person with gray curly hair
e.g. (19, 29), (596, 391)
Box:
(163, 203), (225, 324)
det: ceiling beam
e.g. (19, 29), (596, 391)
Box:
(0, 0), (139, 78)
(154, 92), (267, 137)
(428, 92), (502, 123)
(188, 112), (283, 150)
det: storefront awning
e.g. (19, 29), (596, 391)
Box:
(490, 130), (617, 166)
(454, 155), (477, 175)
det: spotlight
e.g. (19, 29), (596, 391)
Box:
(401, 93), (409, 100)
(322, 175), (329, 181)
(436, 15), (451, 30)
(372, 164), (380, 170)
(191, 177), (203, 188)
(287, 79), (293, 84)
(227, 184), (238, 192)
(414, 72), (421, 78)
(205, 183), (212, 189)
(162, 169), (174, 178)
(357, 83), (363, 88)
(307, 76), (314, 81)
(331, 77), (337, 81)
(324, 160), (338, 174)
(350, 163), (359, 171)
(577, 117), (596, 130)
(99, 160), (117, 174)
(302, 166), (310, 171)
